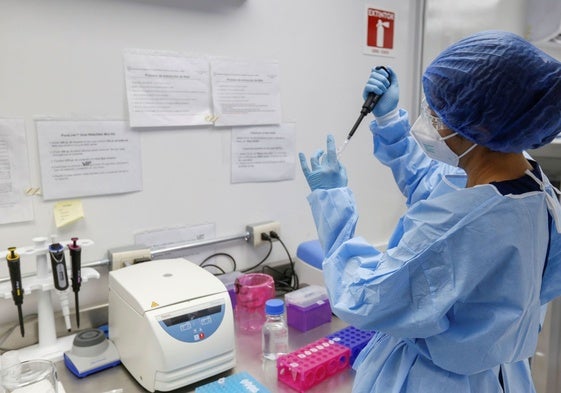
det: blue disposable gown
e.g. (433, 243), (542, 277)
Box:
(306, 110), (561, 392)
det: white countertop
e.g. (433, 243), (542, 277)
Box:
(55, 317), (355, 392)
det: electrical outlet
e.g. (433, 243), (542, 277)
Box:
(108, 245), (152, 269)
(246, 221), (281, 247)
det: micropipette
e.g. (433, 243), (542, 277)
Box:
(68, 237), (82, 328)
(48, 242), (69, 291)
(337, 66), (390, 157)
(6, 247), (25, 337)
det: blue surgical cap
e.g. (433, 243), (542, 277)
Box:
(423, 30), (561, 153)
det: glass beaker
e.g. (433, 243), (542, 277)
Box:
(1, 360), (58, 393)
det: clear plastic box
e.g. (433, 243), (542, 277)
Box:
(285, 285), (331, 332)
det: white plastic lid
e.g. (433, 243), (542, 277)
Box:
(284, 285), (328, 308)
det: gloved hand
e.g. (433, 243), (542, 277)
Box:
(299, 134), (348, 192)
(362, 66), (399, 118)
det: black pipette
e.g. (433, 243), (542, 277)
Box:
(48, 242), (69, 291)
(337, 66), (390, 157)
(68, 237), (82, 328)
(6, 247), (25, 337)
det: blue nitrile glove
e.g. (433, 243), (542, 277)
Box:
(299, 135), (348, 192)
(362, 66), (399, 118)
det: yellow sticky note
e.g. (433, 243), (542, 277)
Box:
(53, 200), (84, 228)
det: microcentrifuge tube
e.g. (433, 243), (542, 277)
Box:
(336, 139), (349, 158)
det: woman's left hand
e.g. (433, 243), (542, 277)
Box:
(299, 134), (348, 191)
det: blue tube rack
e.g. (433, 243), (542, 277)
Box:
(326, 325), (375, 365)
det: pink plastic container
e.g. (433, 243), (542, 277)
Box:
(234, 273), (275, 332)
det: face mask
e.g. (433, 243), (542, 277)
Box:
(410, 114), (477, 167)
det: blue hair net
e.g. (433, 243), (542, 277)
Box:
(423, 30), (561, 152)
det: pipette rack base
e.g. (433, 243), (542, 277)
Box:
(16, 334), (75, 362)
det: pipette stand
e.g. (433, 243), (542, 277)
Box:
(0, 236), (99, 362)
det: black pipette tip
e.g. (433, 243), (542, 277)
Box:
(75, 292), (80, 328)
(18, 307), (24, 337)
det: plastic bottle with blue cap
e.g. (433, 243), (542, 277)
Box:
(262, 299), (289, 360)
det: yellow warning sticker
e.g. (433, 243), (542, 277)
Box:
(151, 301), (159, 308)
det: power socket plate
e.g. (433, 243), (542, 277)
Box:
(108, 245), (152, 269)
(246, 221), (281, 247)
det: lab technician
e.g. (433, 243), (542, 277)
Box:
(299, 30), (561, 392)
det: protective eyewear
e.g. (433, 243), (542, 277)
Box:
(421, 99), (448, 132)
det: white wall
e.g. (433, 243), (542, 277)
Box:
(422, 0), (527, 69)
(0, 0), (422, 328)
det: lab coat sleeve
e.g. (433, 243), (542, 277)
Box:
(370, 109), (463, 206)
(307, 187), (358, 258)
(307, 187), (451, 337)
(322, 237), (451, 338)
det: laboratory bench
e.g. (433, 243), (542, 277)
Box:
(55, 316), (355, 392)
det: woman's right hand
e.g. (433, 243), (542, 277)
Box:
(363, 66), (399, 118)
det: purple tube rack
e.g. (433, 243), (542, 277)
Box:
(277, 338), (350, 392)
(326, 325), (375, 365)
